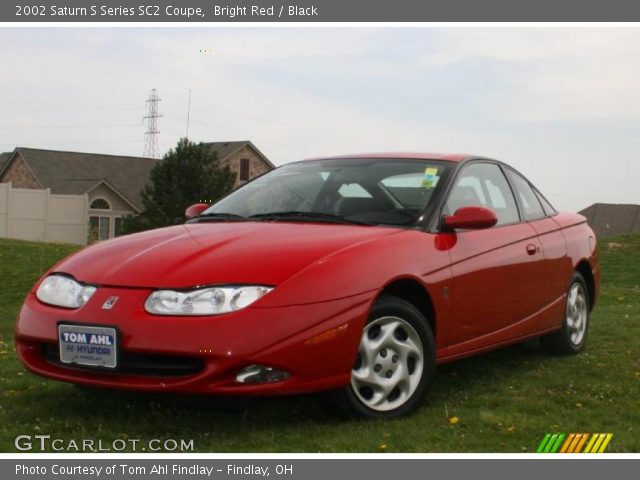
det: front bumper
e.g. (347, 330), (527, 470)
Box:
(14, 287), (374, 395)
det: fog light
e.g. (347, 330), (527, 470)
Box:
(235, 365), (290, 384)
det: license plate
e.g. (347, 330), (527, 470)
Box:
(58, 324), (118, 369)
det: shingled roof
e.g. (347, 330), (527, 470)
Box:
(0, 142), (274, 213)
(0, 148), (159, 212)
(579, 203), (640, 238)
(0, 152), (10, 172)
(203, 140), (275, 168)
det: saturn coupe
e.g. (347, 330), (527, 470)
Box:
(14, 153), (600, 418)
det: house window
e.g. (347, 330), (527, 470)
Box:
(239, 158), (250, 182)
(114, 217), (124, 237)
(90, 198), (111, 210)
(89, 216), (111, 241)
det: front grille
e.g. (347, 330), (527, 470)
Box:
(41, 343), (204, 378)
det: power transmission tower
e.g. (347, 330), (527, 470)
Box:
(143, 88), (163, 159)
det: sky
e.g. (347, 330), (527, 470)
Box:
(0, 27), (639, 212)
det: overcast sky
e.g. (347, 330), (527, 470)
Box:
(1, 27), (639, 211)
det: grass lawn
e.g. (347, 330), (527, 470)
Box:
(0, 236), (638, 453)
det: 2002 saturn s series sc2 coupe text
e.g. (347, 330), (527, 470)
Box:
(14, 153), (600, 418)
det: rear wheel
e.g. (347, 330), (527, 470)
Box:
(541, 272), (590, 355)
(330, 295), (435, 419)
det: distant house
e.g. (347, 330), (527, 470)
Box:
(0, 142), (274, 241)
(579, 203), (640, 238)
(204, 141), (275, 187)
(0, 148), (159, 241)
(0, 152), (10, 172)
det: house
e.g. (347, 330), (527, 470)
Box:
(0, 141), (274, 241)
(0, 152), (10, 171)
(204, 141), (275, 187)
(0, 148), (160, 241)
(579, 203), (640, 238)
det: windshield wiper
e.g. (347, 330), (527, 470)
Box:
(187, 212), (247, 223)
(249, 211), (372, 226)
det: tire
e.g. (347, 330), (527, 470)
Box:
(541, 272), (590, 355)
(328, 294), (436, 419)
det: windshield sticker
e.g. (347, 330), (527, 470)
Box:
(422, 167), (439, 188)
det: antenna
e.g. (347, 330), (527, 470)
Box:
(143, 88), (162, 159)
(185, 89), (192, 139)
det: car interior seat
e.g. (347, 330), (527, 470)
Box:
(445, 185), (484, 215)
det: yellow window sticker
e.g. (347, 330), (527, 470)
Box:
(422, 167), (439, 188)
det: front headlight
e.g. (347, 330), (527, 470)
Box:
(36, 275), (97, 309)
(144, 286), (273, 316)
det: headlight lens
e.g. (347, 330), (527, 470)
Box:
(144, 286), (273, 316)
(36, 275), (97, 309)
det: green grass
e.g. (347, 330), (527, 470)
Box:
(1, 236), (639, 453)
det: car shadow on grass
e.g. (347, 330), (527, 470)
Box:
(434, 339), (549, 390)
(15, 338), (554, 444)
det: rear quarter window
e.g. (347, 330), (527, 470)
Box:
(506, 169), (546, 221)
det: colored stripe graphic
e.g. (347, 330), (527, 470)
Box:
(574, 434), (589, 453)
(537, 434), (552, 453)
(568, 434), (580, 453)
(592, 433), (606, 452)
(538, 433), (613, 453)
(584, 433), (614, 453)
(537, 433), (566, 453)
(583, 434), (598, 453)
(543, 434), (558, 453)
(560, 433), (575, 453)
(549, 434), (566, 453)
(598, 433), (613, 453)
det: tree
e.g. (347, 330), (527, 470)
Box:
(123, 138), (235, 233)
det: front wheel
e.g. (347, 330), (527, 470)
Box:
(541, 272), (590, 355)
(329, 295), (435, 419)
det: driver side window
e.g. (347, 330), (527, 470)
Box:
(445, 163), (519, 226)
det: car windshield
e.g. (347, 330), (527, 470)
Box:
(202, 158), (452, 226)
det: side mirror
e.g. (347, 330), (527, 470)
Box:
(185, 203), (209, 219)
(442, 206), (498, 231)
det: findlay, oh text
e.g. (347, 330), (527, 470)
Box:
(15, 464), (292, 477)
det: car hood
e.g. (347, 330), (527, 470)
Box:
(55, 222), (402, 289)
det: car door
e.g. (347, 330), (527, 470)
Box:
(504, 168), (569, 331)
(441, 162), (546, 354)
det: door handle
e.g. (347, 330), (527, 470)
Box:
(526, 244), (539, 255)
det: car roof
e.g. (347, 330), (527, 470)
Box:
(301, 152), (473, 163)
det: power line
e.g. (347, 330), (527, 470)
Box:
(0, 123), (142, 130)
(0, 139), (143, 148)
(0, 107), (145, 112)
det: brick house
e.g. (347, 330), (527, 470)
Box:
(204, 141), (275, 187)
(0, 141), (274, 241)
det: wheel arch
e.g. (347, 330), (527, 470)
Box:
(576, 260), (595, 311)
(377, 278), (436, 337)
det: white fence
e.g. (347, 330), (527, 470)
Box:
(0, 182), (88, 245)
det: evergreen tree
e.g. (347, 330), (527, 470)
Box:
(123, 138), (235, 233)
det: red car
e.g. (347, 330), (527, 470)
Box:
(15, 154), (600, 418)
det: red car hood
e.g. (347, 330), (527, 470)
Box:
(55, 222), (401, 288)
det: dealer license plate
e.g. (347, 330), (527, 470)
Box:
(58, 324), (118, 369)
